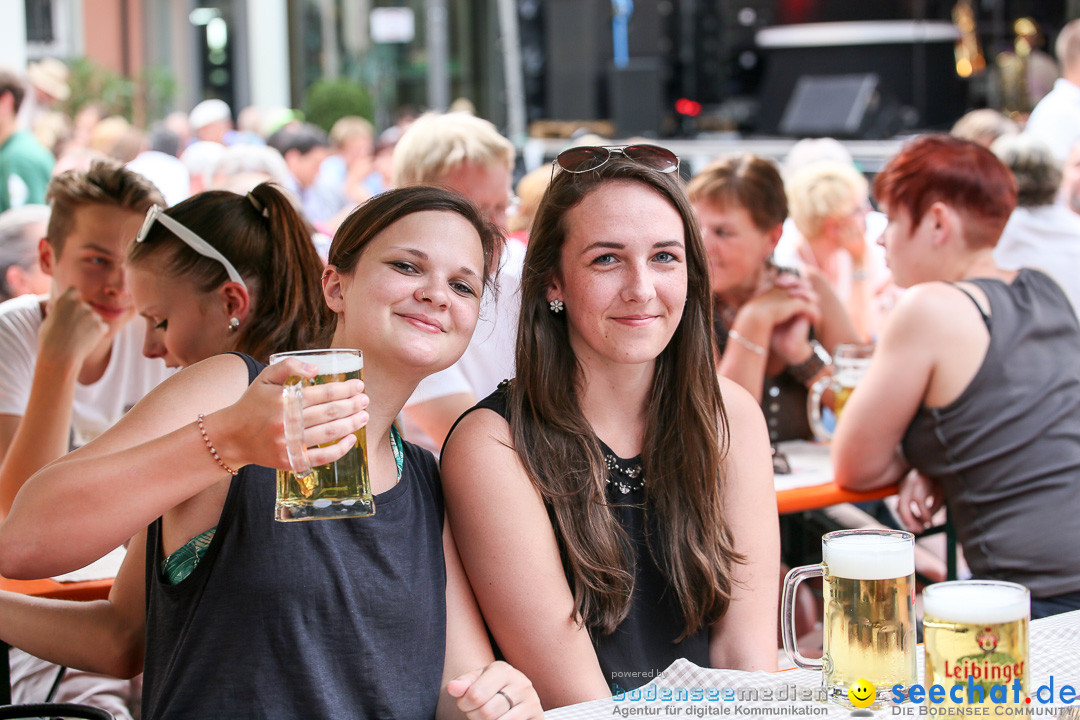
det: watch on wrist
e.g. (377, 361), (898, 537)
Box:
(787, 340), (832, 386)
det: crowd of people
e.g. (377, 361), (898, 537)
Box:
(0, 22), (1079, 718)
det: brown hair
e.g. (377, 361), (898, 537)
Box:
(686, 154), (787, 232)
(127, 183), (330, 362)
(512, 156), (740, 639)
(45, 159), (164, 256)
(0, 68), (25, 112)
(329, 185), (501, 288)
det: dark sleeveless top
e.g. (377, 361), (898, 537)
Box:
(902, 269), (1080, 598)
(449, 385), (710, 693)
(143, 353), (447, 720)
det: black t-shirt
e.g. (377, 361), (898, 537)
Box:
(144, 353), (446, 720)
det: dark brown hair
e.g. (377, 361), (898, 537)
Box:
(686, 154), (787, 232)
(328, 185), (500, 286)
(46, 159), (164, 256)
(127, 183), (330, 362)
(512, 156), (741, 639)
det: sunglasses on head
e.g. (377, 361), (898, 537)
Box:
(137, 204), (248, 293)
(551, 144), (680, 179)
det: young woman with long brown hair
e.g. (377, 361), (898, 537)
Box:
(441, 148), (780, 709)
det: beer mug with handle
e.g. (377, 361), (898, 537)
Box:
(808, 343), (874, 442)
(923, 581), (1029, 706)
(271, 348), (374, 521)
(781, 529), (917, 707)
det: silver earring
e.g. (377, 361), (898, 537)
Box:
(229, 317), (240, 332)
(549, 299), (565, 313)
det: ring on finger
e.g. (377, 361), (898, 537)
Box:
(497, 690), (513, 711)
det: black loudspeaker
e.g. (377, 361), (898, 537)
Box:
(779, 73), (882, 137)
(610, 58), (663, 137)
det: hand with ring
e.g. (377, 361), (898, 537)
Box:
(446, 660), (544, 718)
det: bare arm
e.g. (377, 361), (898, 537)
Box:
(0, 356), (366, 578)
(439, 522), (544, 720)
(832, 284), (970, 490)
(806, 268), (860, 353)
(0, 289), (108, 517)
(441, 409), (609, 709)
(0, 532), (147, 678)
(403, 392), (477, 450)
(708, 378), (779, 671)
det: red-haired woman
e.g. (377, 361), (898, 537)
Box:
(834, 135), (1080, 619)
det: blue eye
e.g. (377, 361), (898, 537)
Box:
(654, 251), (678, 263)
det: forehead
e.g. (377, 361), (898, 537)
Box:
(565, 180), (682, 238)
(369, 210), (484, 266)
(439, 161), (510, 202)
(61, 203), (144, 254)
(129, 262), (197, 310)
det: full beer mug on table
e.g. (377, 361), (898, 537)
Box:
(923, 581), (1030, 706)
(781, 529), (917, 707)
(271, 348), (374, 521)
(808, 343), (874, 442)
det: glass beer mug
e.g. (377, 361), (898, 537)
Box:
(923, 581), (1030, 706)
(781, 529), (917, 707)
(271, 348), (374, 521)
(808, 343), (874, 442)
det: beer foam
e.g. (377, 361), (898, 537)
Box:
(823, 533), (914, 580)
(274, 350), (362, 374)
(923, 582), (1029, 624)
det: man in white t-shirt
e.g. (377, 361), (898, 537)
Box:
(394, 112), (519, 452)
(1024, 19), (1080, 163)
(0, 159), (170, 719)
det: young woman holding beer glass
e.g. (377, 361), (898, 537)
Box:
(0, 186), (543, 719)
(833, 135), (1080, 619)
(440, 147), (781, 709)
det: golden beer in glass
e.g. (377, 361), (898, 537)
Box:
(808, 343), (874, 441)
(270, 349), (373, 521)
(923, 581), (1029, 706)
(782, 529), (917, 707)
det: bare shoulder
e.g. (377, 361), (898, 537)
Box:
(718, 376), (767, 431)
(884, 281), (983, 343)
(440, 407), (518, 489)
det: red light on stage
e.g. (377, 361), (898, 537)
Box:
(675, 98), (702, 117)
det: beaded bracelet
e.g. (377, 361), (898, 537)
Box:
(197, 413), (238, 476)
(727, 328), (767, 356)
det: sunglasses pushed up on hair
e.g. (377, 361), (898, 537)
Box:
(551, 144), (680, 179)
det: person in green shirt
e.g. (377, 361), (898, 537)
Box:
(0, 68), (54, 212)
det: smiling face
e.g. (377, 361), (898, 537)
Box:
(129, 261), (234, 368)
(847, 678), (876, 708)
(39, 203), (144, 336)
(325, 210), (485, 375)
(548, 180), (687, 369)
(691, 198), (778, 298)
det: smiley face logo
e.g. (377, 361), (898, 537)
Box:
(848, 679), (876, 708)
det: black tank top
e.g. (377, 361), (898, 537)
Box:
(451, 384), (711, 693)
(144, 353), (447, 719)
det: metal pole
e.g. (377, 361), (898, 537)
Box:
(426, 0), (450, 111)
(496, 0), (527, 145)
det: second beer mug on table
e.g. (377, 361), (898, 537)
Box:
(781, 529), (917, 708)
(271, 348), (374, 522)
(808, 343), (873, 442)
(923, 580), (1030, 706)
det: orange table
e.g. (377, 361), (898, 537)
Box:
(776, 480), (897, 515)
(772, 440), (898, 514)
(0, 576), (112, 601)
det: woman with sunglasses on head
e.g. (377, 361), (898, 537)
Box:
(0, 186), (544, 720)
(687, 155), (858, 443)
(441, 146), (781, 709)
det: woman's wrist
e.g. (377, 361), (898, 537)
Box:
(786, 341), (832, 386)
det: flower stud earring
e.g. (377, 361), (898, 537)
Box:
(549, 299), (565, 314)
(229, 317), (240, 332)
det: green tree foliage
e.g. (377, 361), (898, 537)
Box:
(302, 78), (375, 133)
